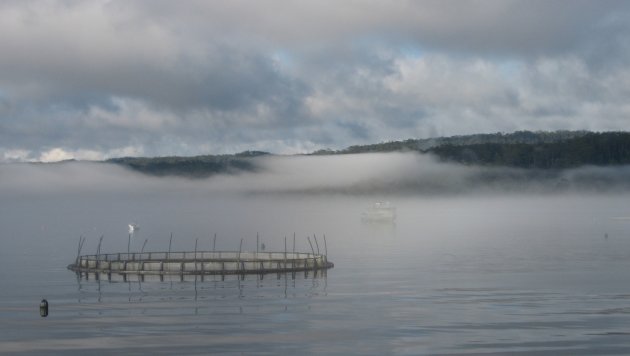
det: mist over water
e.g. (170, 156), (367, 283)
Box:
(4, 152), (630, 197)
(2, 154), (630, 354)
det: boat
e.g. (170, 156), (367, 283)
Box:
(361, 201), (396, 222)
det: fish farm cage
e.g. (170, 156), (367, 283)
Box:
(68, 250), (333, 278)
(68, 234), (333, 281)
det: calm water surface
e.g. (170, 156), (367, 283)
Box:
(2, 181), (630, 354)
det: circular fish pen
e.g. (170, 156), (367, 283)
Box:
(68, 251), (334, 278)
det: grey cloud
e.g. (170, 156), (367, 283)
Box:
(1, 0), (630, 160)
(116, 0), (630, 58)
(398, 1), (627, 57)
(0, 1), (310, 116)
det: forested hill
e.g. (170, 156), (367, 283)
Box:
(107, 151), (268, 177)
(316, 130), (590, 155)
(317, 131), (630, 169)
(427, 132), (630, 169)
(105, 131), (630, 177)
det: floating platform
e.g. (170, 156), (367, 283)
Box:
(68, 251), (334, 277)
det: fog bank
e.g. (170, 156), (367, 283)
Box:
(2, 153), (630, 197)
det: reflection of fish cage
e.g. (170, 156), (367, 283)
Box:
(68, 251), (334, 279)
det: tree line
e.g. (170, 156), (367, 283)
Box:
(427, 132), (630, 169)
(107, 151), (267, 177)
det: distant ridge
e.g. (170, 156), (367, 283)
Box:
(107, 151), (269, 177)
(314, 130), (630, 169)
(427, 132), (630, 169)
(312, 130), (590, 155)
(105, 131), (630, 177)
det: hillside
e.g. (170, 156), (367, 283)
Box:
(316, 130), (590, 155)
(107, 151), (268, 177)
(427, 132), (630, 169)
(106, 131), (630, 177)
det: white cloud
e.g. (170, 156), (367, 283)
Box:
(38, 148), (76, 162)
(107, 145), (145, 158)
(383, 55), (516, 109)
(36, 146), (145, 162)
(2, 149), (31, 162)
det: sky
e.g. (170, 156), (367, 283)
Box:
(1, 0), (630, 162)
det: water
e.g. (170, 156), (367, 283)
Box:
(2, 164), (630, 354)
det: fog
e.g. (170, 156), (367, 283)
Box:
(1, 152), (629, 257)
(2, 152), (630, 197)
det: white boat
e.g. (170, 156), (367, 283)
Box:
(128, 223), (140, 234)
(361, 201), (396, 222)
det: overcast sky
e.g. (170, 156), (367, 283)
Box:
(1, 0), (630, 162)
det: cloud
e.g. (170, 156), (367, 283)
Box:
(37, 146), (141, 162)
(1, 0), (630, 160)
(2, 149), (31, 162)
(38, 148), (76, 162)
(113, 1), (630, 57)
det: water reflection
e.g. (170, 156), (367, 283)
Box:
(74, 271), (328, 308)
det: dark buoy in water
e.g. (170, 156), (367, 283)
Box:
(605, 233), (609, 239)
(40, 299), (48, 317)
